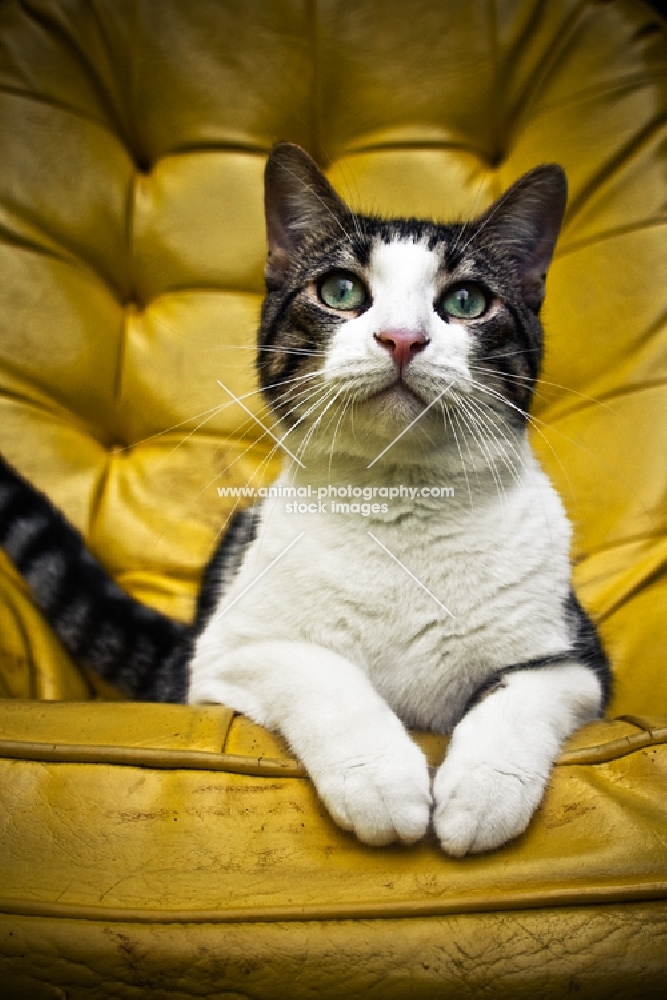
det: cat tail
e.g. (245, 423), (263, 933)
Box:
(0, 453), (191, 702)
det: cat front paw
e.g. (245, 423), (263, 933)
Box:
(433, 756), (548, 856)
(315, 737), (432, 847)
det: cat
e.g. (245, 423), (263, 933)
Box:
(0, 142), (610, 855)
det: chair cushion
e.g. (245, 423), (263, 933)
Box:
(1, 699), (666, 995)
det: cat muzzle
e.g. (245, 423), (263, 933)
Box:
(374, 328), (429, 371)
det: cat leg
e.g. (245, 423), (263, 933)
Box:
(190, 640), (432, 846)
(432, 663), (603, 856)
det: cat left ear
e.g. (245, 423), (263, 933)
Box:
(476, 165), (567, 311)
(264, 142), (353, 290)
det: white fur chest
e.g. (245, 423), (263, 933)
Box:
(191, 455), (573, 732)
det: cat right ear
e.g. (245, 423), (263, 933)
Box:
(264, 143), (351, 289)
(473, 165), (567, 312)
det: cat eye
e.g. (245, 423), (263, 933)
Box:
(439, 283), (488, 321)
(318, 271), (368, 312)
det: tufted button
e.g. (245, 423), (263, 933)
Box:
(487, 150), (505, 170)
(134, 157), (152, 176)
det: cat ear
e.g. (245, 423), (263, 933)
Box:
(475, 165), (567, 311)
(264, 142), (352, 289)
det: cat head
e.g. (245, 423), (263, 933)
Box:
(258, 142), (566, 469)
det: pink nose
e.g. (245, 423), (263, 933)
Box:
(374, 328), (428, 369)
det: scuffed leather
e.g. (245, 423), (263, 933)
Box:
(1, 706), (667, 995)
(2, 905), (667, 998)
(0, 707), (666, 921)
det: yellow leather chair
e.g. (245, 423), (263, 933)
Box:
(0, 1), (665, 995)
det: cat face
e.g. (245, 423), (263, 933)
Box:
(258, 143), (566, 466)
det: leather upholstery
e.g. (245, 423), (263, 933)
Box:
(0, 0), (666, 994)
(1, 702), (667, 997)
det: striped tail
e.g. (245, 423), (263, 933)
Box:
(0, 454), (191, 702)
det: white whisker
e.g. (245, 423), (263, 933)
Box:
(452, 391), (507, 510)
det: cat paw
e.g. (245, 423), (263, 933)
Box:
(315, 738), (432, 846)
(433, 756), (547, 856)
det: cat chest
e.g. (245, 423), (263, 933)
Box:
(216, 497), (571, 681)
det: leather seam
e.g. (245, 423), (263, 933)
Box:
(0, 882), (665, 925)
(0, 726), (665, 772)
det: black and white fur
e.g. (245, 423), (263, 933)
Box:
(0, 143), (609, 855)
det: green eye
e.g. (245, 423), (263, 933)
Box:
(440, 283), (488, 320)
(318, 272), (367, 312)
